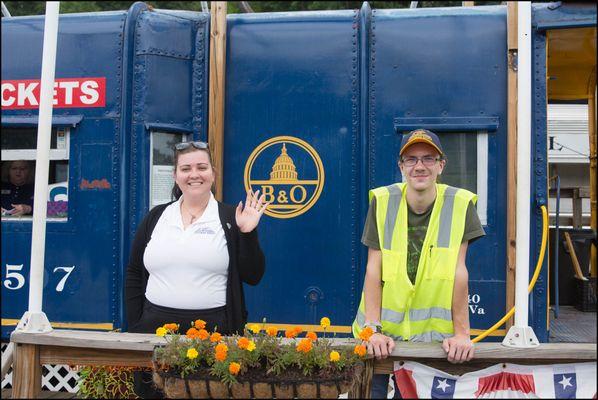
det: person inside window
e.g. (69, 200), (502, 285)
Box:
(1, 160), (34, 217)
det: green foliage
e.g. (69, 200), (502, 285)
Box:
(77, 365), (138, 399)
(3, 1), (503, 17)
(154, 319), (367, 388)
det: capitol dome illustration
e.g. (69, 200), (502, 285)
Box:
(270, 143), (298, 181)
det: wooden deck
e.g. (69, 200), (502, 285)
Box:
(8, 329), (598, 399)
(2, 389), (75, 399)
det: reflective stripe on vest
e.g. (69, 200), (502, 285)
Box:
(352, 183), (476, 342)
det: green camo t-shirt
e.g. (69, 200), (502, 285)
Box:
(361, 196), (485, 284)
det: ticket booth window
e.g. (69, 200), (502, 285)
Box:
(435, 131), (488, 225)
(149, 131), (186, 209)
(1, 126), (69, 221)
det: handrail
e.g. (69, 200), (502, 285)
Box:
(472, 205), (549, 343)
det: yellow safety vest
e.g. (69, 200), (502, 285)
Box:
(352, 183), (477, 342)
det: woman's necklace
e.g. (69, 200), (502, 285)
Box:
(182, 199), (205, 224)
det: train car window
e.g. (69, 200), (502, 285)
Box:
(435, 131), (488, 225)
(1, 127), (69, 221)
(149, 131), (186, 209)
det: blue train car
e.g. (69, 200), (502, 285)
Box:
(2, 2), (596, 342)
(1, 3), (211, 338)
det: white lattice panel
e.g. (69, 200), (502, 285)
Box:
(1, 342), (80, 393)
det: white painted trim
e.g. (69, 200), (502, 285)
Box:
(477, 131), (488, 225)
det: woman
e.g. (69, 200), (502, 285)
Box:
(125, 141), (267, 397)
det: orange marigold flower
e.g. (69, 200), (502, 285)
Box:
(198, 329), (209, 341)
(229, 362), (241, 375)
(306, 331), (317, 341)
(215, 350), (227, 361)
(237, 337), (250, 350)
(194, 319), (206, 330)
(163, 323), (179, 332)
(266, 326), (278, 337)
(354, 344), (367, 357)
(210, 332), (222, 342)
(320, 317), (331, 329)
(186, 327), (200, 339)
(285, 329), (298, 339)
(359, 327), (374, 342)
(293, 326), (303, 335)
(296, 338), (313, 353)
(215, 343), (228, 353)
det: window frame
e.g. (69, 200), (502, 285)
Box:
(1, 127), (70, 222)
(148, 131), (189, 210)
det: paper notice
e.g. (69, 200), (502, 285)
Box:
(151, 165), (174, 208)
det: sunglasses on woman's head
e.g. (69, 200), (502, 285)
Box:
(174, 141), (209, 151)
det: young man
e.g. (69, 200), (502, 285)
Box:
(352, 129), (485, 398)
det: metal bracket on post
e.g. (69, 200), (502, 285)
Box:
(503, 326), (539, 347)
(15, 311), (53, 333)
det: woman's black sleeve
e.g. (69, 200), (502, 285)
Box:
(237, 229), (265, 286)
(124, 214), (151, 328)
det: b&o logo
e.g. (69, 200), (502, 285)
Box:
(244, 136), (324, 219)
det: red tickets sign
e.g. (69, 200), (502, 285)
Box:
(1, 77), (106, 109)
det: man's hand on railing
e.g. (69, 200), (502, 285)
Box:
(442, 334), (475, 364)
(366, 333), (396, 359)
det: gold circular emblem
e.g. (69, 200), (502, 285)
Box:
(244, 136), (325, 219)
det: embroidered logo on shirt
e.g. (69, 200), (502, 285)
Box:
(196, 227), (216, 235)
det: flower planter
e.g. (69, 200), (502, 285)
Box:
(152, 362), (363, 399)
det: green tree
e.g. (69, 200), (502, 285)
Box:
(3, 1), (501, 17)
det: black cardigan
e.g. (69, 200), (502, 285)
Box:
(124, 201), (265, 334)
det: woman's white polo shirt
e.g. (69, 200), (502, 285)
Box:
(144, 193), (229, 310)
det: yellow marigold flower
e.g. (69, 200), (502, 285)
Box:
(187, 348), (198, 359)
(215, 343), (229, 353)
(198, 329), (209, 341)
(359, 326), (374, 342)
(247, 341), (256, 352)
(248, 324), (261, 334)
(163, 323), (178, 332)
(329, 351), (340, 362)
(296, 338), (313, 353)
(266, 326), (278, 337)
(229, 362), (241, 375)
(156, 327), (167, 337)
(210, 332), (222, 343)
(215, 350), (227, 361)
(306, 331), (317, 341)
(354, 344), (367, 357)
(320, 317), (331, 329)
(237, 337), (250, 350)
(194, 319), (206, 330)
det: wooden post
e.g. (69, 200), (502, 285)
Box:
(589, 88), (597, 277)
(572, 188), (582, 229)
(208, 1), (227, 201)
(506, 1), (518, 331)
(564, 231), (588, 280)
(12, 344), (41, 399)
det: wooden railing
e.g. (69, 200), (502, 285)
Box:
(10, 329), (597, 398)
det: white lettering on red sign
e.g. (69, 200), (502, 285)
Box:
(1, 78), (106, 109)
